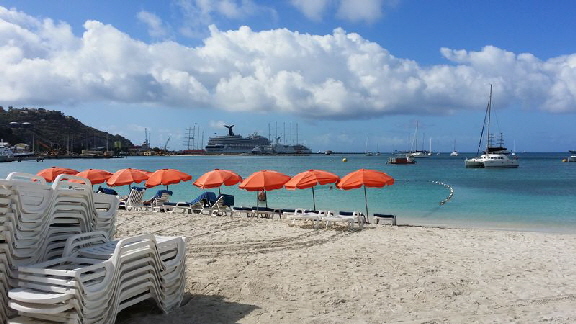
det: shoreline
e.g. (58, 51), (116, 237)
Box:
(395, 216), (576, 235)
(114, 210), (576, 323)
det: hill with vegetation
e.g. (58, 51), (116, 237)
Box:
(0, 106), (134, 155)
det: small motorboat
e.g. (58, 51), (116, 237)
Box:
(387, 154), (416, 165)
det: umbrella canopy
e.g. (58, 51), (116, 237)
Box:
(74, 169), (113, 185)
(336, 169), (394, 190)
(239, 170), (291, 208)
(193, 169), (242, 193)
(37, 166), (79, 182)
(145, 169), (192, 188)
(107, 168), (150, 187)
(336, 169), (395, 218)
(239, 170), (291, 191)
(285, 169), (340, 210)
(136, 169), (154, 176)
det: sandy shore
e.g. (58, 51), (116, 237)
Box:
(113, 210), (576, 324)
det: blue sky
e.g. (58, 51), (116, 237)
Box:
(1, 0), (576, 152)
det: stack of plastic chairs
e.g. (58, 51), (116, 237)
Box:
(0, 172), (119, 323)
(8, 232), (186, 323)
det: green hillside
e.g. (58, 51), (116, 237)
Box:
(0, 106), (133, 155)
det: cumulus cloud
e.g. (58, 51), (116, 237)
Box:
(1, 6), (576, 118)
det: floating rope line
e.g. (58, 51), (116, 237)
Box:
(321, 179), (454, 205)
(429, 180), (454, 205)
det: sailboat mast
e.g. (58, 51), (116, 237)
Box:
(476, 85), (492, 155)
(486, 84), (492, 152)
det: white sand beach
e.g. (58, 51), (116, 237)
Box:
(114, 210), (576, 324)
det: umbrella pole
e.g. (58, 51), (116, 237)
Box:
(265, 190), (268, 208)
(364, 186), (369, 223)
(312, 187), (316, 211)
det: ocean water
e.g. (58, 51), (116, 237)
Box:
(1, 152), (575, 232)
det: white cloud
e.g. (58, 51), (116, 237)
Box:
(1, 6), (576, 118)
(336, 0), (384, 23)
(290, 0), (332, 21)
(137, 11), (169, 39)
(209, 120), (227, 129)
(291, 0), (397, 24)
(175, 0), (275, 38)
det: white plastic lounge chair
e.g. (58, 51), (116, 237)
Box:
(372, 213), (397, 225)
(251, 206), (282, 219)
(0, 172), (118, 322)
(206, 196), (233, 216)
(323, 211), (365, 230)
(231, 206), (252, 218)
(150, 192), (173, 212)
(165, 200), (204, 214)
(9, 233), (186, 323)
(124, 187), (146, 211)
(286, 209), (324, 228)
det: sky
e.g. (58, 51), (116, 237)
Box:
(1, 0), (576, 152)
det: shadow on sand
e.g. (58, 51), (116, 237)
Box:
(115, 292), (259, 324)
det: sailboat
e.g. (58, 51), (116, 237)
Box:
(365, 137), (373, 156)
(408, 121), (430, 158)
(465, 85), (519, 168)
(450, 140), (459, 156)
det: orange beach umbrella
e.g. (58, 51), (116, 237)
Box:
(194, 169), (242, 194)
(145, 168), (192, 189)
(239, 170), (291, 191)
(285, 169), (340, 210)
(337, 169), (395, 218)
(75, 169), (113, 185)
(239, 170), (291, 207)
(107, 168), (150, 187)
(37, 167), (79, 182)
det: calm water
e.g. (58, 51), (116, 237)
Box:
(1, 152), (575, 232)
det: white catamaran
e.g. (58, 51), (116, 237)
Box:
(465, 85), (519, 168)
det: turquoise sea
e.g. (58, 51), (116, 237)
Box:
(1, 152), (575, 233)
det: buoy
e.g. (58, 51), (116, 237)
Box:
(562, 159), (567, 162)
(342, 158), (348, 162)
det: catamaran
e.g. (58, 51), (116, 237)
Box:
(465, 85), (519, 168)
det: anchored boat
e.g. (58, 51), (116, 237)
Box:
(465, 85), (519, 168)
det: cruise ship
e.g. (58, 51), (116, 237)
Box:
(205, 125), (270, 154)
(251, 137), (312, 155)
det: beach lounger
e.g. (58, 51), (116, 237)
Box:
(148, 190), (173, 212)
(120, 187), (146, 211)
(9, 233), (186, 323)
(164, 201), (203, 214)
(167, 191), (216, 214)
(96, 186), (118, 196)
(251, 206), (282, 219)
(231, 206), (253, 218)
(285, 209), (324, 228)
(323, 211), (365, 230)
(206, 195), (233, 216)
(372, 213), (397, 225)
